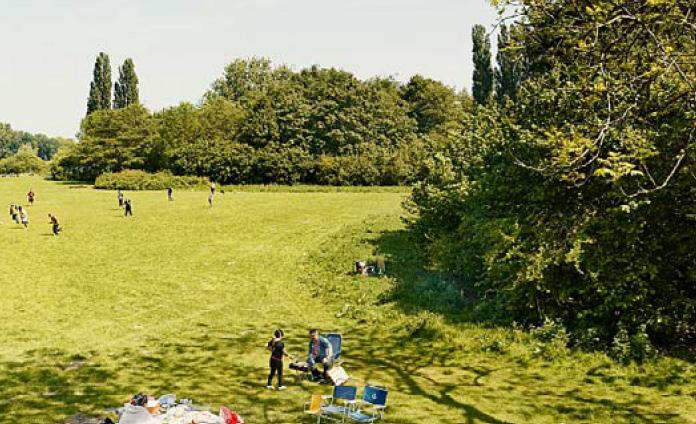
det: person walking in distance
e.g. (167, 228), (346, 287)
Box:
(118, 190), (124, 208)
(18, 206), (28, 229)
(124, 199), (133, 217)
(48, 213), (61, 236)
(9, 204), (18, 224)
(27, 189), (35, 206)
(167, 187), (173, 201)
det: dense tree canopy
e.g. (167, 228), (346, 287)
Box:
(0, 122), (70, 160)
(0, 144), (49, 175)
(57, 59), (469, 185)
(409, 0), (696, 358)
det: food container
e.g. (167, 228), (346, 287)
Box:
(146, 399), (161, 414)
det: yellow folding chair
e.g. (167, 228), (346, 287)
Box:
(304, 394), (325, 423)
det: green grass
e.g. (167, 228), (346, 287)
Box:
(0, 176), (695, 423)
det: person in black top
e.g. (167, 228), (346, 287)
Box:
(167, 187), (173, 201)
(266, 329), (290, 390)
(124, 199), (133, 217)
(48, 214), (61, 236)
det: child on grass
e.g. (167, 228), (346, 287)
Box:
(48, 214), (61, 236)
(266, 329), (290, 390)
(19, 206), (28, 229)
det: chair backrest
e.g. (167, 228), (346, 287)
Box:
(334, 385), (357, 401)
(362, 386), (388, 407)
(326, 333), (342, 360)
(308, 394), (323, 414)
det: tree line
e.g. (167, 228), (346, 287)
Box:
(54, 57), (475, 184)
(53, 28), (518, 184)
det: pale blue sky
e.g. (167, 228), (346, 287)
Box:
(0, 0), (498, 138)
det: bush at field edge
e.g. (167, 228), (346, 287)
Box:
(94, 170), (208, 190)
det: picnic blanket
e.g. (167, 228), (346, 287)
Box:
(116, 395), (244, 424)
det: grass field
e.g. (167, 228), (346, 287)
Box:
(0, 176), (695, 424)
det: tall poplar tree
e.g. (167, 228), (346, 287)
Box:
(495, 24), (521, 105)
(114, 58), (140, 109)
(472, 25), (493, 105)
(86, 52), (112, 115)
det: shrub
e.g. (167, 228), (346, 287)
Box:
(609, 324), (657, 364)
(0, 145), (49, 175)
(531, 318), (570, 361)
(94, 170), (208, 190)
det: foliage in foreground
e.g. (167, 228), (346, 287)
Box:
(94, 170), (208, 190)
(408, 0), (696, 357)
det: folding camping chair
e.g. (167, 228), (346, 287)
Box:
(345, 386), (388, 423)
(304, 394), (325, 424)
(319, 385), (358, 422)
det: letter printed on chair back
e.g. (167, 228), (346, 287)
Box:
(362, 386), (387, 407)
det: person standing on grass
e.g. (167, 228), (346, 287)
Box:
(18, 206), (28, 229)
(210, 181), (216, 195)
(48, 213), (61, 236)
(118, 190), (124, 208)
(10, 204), (18, 224)
(266, 329), (290, 390)
(27, 189), (35, 206)
(124, 199), (133, 217)
(208, 192), (214, 208)
(167, 187), (173, 201)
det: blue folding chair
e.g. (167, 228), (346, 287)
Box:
(346, 386), (388, 423)
(320, 385), (358, 422)
(326, 333), (343, 364)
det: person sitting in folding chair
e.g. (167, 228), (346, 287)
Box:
(307, 329), (333, 383)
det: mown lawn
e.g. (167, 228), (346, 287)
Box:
(0, 176), (694, 423)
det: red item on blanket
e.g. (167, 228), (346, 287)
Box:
(220, 406), (245, 424)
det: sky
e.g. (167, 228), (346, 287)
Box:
(0, 0), (499, 138)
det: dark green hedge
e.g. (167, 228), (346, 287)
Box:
(94, 170), (208, 190)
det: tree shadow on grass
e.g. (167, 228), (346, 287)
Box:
(334, 324), (514, 424)
(0, 334), (296, 423)
(369, 229), (476, 324)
